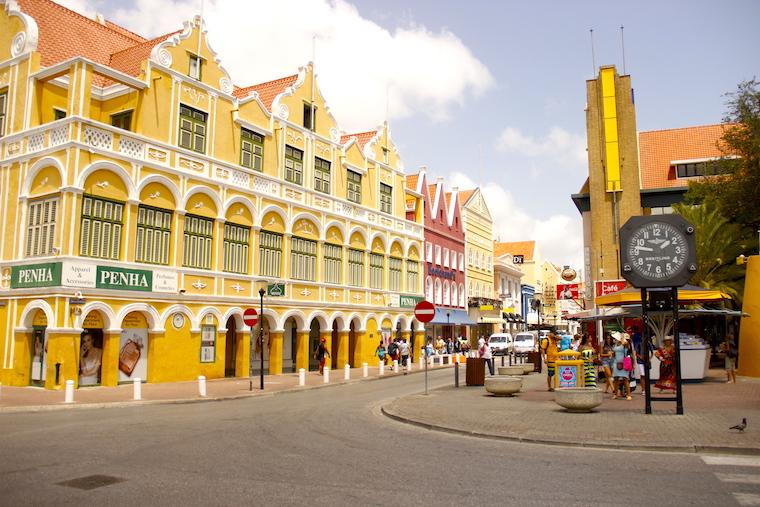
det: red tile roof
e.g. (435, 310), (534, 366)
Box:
(638, 124), (728, 189)
(340, 130), (377, 149)
(109, 31), (181, 79)
(427, 184), (438, 203)
(103, 20), (147, 43)
(234, 74), (299, 110)
(458, 189), (475, 205)
(405, 174), (419, 191)
(445, 191), (453, 209)
(494, 241), (536, 261)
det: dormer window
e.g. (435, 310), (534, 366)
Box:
(382, 147), (389, 164)
(303, 103), (316, 131)
(188, 54), (202, 80)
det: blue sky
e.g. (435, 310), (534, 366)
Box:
(61, 0), (760, 271)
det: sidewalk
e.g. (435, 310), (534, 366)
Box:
(382, 368), (760, 454)
(0, 360), (444, 412)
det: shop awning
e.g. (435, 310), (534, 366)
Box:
(429, 308), (476, 325)
(479, 316), (507, 324)
(595, 284), (732, 306)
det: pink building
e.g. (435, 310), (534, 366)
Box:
(406, 169), (471, 342)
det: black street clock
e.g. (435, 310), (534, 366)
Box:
(619, 215), (698, 288)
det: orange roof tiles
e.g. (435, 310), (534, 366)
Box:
(109, 30), (180, 78)
(494, 241), (536, 261)
(340, 131), (377, 149)
(427, 184), (438, 202)
(234, 75), (299, 110)
(458, 189), (475, 204)
(103, 20), (147, 43)
(445, 192), (453, 209)
(638, 124), (728, 189)
(405, 174), (419, 191)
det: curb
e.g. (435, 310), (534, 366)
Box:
(0, 363), (454, 413)
(380, 405), (760, 456)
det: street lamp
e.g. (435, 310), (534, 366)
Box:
(446, 311), (451, 340)
(258, 286), (265, 390)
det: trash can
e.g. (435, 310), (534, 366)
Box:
(528, 351), (541, 373)
(466, 357), (486, 386)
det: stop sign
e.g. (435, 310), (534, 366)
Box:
(414, 300), (436, 323)
(243, 308), (258, 327)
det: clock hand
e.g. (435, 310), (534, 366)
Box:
(636, 246), (654, 252)
(659, 240), (671, 250)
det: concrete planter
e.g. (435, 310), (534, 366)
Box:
(497, 366), (524, 376)
(485, 376), (523, 396)
(554, 387), (603, 413)
(522, 363), (534, 374)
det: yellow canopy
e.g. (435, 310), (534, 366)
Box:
(595, 284), (731, 307)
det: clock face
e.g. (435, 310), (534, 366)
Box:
(172, 313), (185, 329)
(626, 221), (689, 281)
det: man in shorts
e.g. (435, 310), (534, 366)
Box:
(541, 332), (559, 391)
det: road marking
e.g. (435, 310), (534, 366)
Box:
(702, 456), (760, 468)
(716, 473), (760, 485)
(734, 493), (760, 506)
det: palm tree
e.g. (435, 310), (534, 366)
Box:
(672, 203), (753, 305)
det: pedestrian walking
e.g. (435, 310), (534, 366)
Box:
(600, 333), (615, 394)
(375, 340), (386, 365)
(479, 336), (494, 375)
(314, 337), (330, 375)
(540, 332), (559, 391)
(579, 334), (597, 388)
(612, 332), (633, 400)
(399, 338), (410, 373)
(721, 334), (738, 383)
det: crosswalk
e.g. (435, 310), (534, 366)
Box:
(701, 455), (760, 505)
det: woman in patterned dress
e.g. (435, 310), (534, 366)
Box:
(578, 334), (597, 388)
(655, 336), (677, 392)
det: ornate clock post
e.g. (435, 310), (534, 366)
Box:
(619, 214), (698, 414)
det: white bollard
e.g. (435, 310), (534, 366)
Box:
(419, 356), (424, 369)
(379, 360), (385, 376)
(64, 379), (74, 403)
(299, 368), (306, 386)
(323, 366), (330, 383)
(362, 362), (368, 378)
(133, 377), (141, 400)
(344, 364), (350, 380)
(198, 375), (206, 397)
(406, 358), (412, 372)
(393, 359), (399, 373)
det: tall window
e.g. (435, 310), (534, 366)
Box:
(406, 260), (419, 293)
(459, 283), (465, 306)
(314, 157), (330, 194)
(434, 279), (442, 305)
(347, 170), (362, 203)
(426, 242), (433, 263)
(443, 281), (450, 305)
(26, 197), (58, 257)
(452, 284), (458, 308)
(348, 248), (364, 287)
(425, 276), (433, 301)
(223, 223), (250, 274)
(389, 257), (402, 291)
(468, 248), (473, 266)
(451, 252), (457, 271)
(285, 145), (303, 185)
(178, 105), (207, 153)
(183, 214), (213, 269)
(291, 237), (317, 281)
(259, 231), (282, 278)
(379, 183), (392, 214)
(136, 205), (171, 265)
(241, 128), (264, 171)
(303, 102), (316, 130)
(0, 91), (7, 136)
(188, 54), (202, 80)
(459, 253), (464, 271)
(111, 111), (132, 131)
(79, 195), (123, 260)
(370, 253), (384, 289)
(435, 245), (441, 265)
(324, 243), (342, 284)
(443, 248), (450, 268)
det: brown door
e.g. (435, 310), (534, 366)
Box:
(225, 317), (236, 377)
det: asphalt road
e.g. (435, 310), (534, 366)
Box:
(0, 369), (756, 506)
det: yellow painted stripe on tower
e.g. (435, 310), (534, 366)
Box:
(600, 67), (621, 192)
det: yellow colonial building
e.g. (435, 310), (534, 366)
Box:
(0, 0), (424, 389)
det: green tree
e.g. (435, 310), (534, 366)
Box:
(672, 203), (753, 305)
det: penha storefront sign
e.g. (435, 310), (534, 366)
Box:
(11, 262), (62, 289)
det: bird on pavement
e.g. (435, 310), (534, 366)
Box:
(730, 418), (747, 431)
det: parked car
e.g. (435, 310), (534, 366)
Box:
(513, 332), (537, 354)
(488, 333), (513, 355)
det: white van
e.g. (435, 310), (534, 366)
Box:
(513, 332), (537, 354)
(488, 333), (513, 355)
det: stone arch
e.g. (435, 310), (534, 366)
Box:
(222, 307), (245, 329)
(136, 174), (181, 208)
(18, 299), (55, 329)
(369, 232), (388, 254)
(22, 156), (65, 197)
(329, 312), (347, 332)
(306, 310), (330, 329)
(115, 303), (161, 332)
(257, 204), (288, 230)
(79, 302), (116, 331)
(160, 305), (199, 331)
(347, 226), (368, 248)
(405, 241), (421, 259)
(197, 306), (225, 329)
(77, 160), (137, 201)
(279, 309), (307, 332)
(180, 186), (223, 218)
(289, 212), (323, 238)
(323, 220), (347, 243)
(223, 196), (257, 225)
(345, 312), (363, 332)
(394, 314), (410, 332)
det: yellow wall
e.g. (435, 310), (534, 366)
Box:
(738, 255), (760, 377)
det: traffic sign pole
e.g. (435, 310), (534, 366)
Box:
(414, 301), (436, 396)
(243, 308), (258, 391)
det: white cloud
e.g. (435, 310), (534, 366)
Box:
(450, 172), (584, 272)
(495, 126), (586, 165)
(66, 0), (493, 132)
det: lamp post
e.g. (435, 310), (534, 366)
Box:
(446, 311), (451, 340)
(258, 287), (265, 390)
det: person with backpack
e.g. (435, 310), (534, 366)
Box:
(721, 334), (738, 383)
(375, 340), (387, 365)
(314, 337), (330, 375)
(388, 339), (399, 366)
(399, 338), (410, 373)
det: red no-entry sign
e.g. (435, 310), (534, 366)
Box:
(243, 308), (258, 327)
(414, 300), (436, 323)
